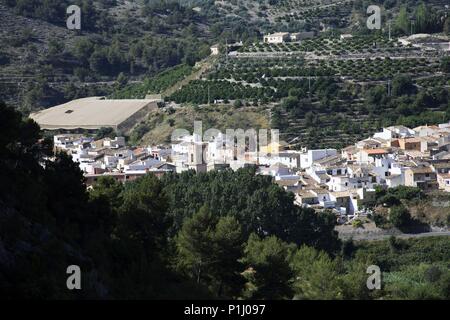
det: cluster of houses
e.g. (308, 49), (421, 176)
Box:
(53, 134), (175, 186)
(291, 123), (450, 216)
(263, 31), (315, 44)
(54, 120), (450, 221)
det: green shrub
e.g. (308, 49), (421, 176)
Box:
(352, 219), (364, 229)
(389, 205), (411, 228)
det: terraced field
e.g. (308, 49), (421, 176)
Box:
(165, 32), (450, 149)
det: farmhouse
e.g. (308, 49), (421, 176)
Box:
(30, 97), (159, 131)
(263, 32), (315, 44)
(263, 32), (290, 44)
(210, 44), (220, 55)
(340, 34), (353, 40)
(290, 31), (315, 41)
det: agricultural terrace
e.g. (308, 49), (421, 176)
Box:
(167, 33), (449, 149)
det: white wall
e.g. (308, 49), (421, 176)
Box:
(300, 149), (337, 169)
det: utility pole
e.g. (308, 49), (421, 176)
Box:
(308, 76), (311, 95)
(225, 38), (228, 64)
(208, 85), (211, 105)
(387, 79), (391, 97)
(388, 21), (391, 41)
(410, 18), (415, 36)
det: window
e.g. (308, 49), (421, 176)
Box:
(191, 154), (194, 162)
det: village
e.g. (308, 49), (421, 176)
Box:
(52, 119), (450, 224)
(2, 0), (450, 301)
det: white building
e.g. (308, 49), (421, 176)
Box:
(263, 32), (290, 44)
(103, 137), (126, 149)
(290, 31), (315, 41)
(258, 151), (301, 169)
(300, 149), (337, 169)
(373, 126), (415, 140)
(340, 34), (353, 40)
(124, 158), (162, 173)
(205, 133), (234, 164)
(356, 149), (389, 164)
(210, 44), (220, 55)
(54, 134), (81, 149)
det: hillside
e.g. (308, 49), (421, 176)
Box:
(1, 0), (450, 149)
(0, 0), (226, 112)
(134, 104), (270, 145)
(160, 1), (450, 149)
(2, 1), (450, 301)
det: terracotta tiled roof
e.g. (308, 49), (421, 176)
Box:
(363, 149), (388, 155)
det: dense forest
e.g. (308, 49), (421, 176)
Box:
(0, 0), (228, 111)
(1, 101), (449, 299)
(1, 0), (449, 115)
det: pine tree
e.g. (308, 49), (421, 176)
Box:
(176, 207), (246, 298)
(210, 216), (245, 298)
(242, 234), (294, 299)
(396, 6), (410, 35)
(176, 205), (217, 285)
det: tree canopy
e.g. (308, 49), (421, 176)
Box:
(1, 101), (450, 300)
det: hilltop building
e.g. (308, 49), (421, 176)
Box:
(263, 32), (290, 44)
(210, 44), (220, 55)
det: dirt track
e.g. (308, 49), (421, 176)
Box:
(337, 223), (450, 241)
